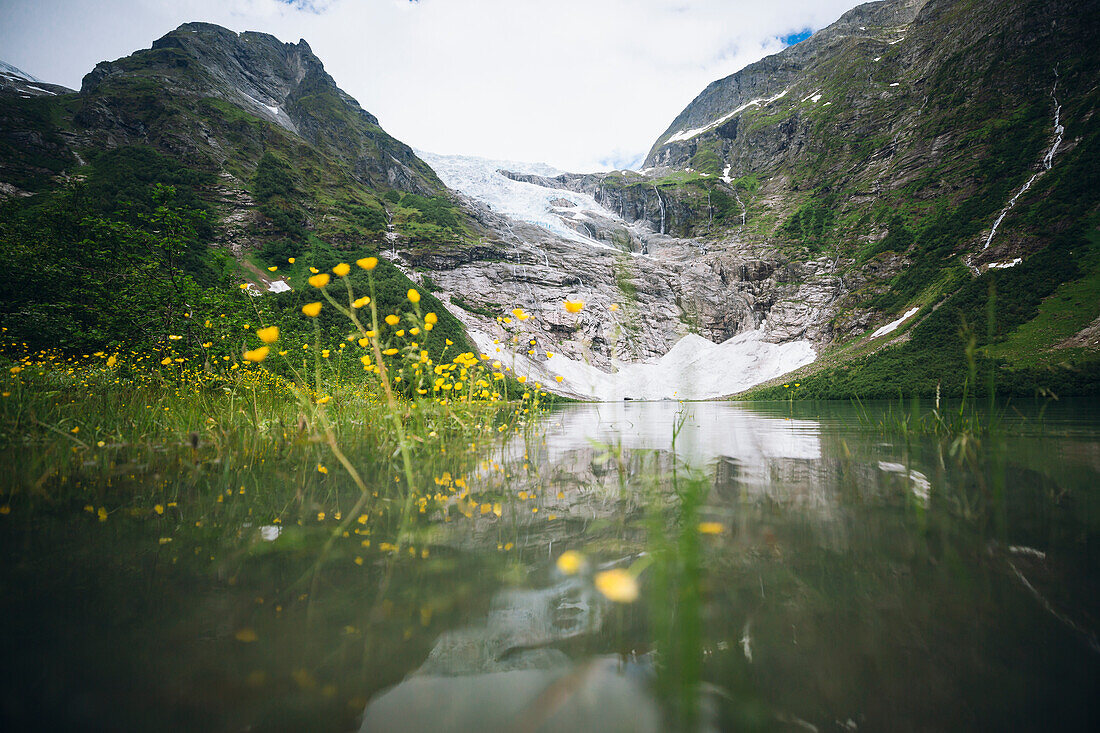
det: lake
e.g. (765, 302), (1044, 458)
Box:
(2, 399), (1097, 731)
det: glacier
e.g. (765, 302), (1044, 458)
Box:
(417, 151), (817, 400)
(416, 151), (622, 248)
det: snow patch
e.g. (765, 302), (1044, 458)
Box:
(889, 82), (900, 87)
(988, 258), (1022, 270)
(472, 330), (815, 401)
(0, 60), (42, 83)
(873, 56), (882, 61)
(244, 93), (281, 117)
(24, 84), (56, 95)
(666, 88), (790, 144)
(869, 307), (919, 340)
(267, 280), (291, 293)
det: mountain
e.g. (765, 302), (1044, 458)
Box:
(1, 1), (1098, 400)
(474, 0), (1100, 398)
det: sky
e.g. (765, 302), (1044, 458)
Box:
(0, 0), (861, 171)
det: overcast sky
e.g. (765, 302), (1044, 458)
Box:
(0, 0), (860, 171)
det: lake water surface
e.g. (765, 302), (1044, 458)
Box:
(2, 400), (1098, 730)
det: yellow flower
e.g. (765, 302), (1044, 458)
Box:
(168, 334), (183, 341)
(407, 288), (421, 303)
(160, 357), (172, 366)
(317, 464), (328, 474)
(382, 348), (399, 356)
(154, 504), (164, 515)
(234, 629), (258, 643)
(309, 266), (319, 273)
(556, 550), (585, 575)
(333, 262), (351, 277)
(106, 355), (117, 367)
(357, 257), (378, 271)
(564, 299), (584, 313)
(267, 266), (278, 272)
(308, 273), (330, 288)
(511, 308), (529, 320)
(609, 303), (619, 311)
(243, 346), (269, 363)
(697, 522), (724, 535)
(256, 326), (279, 344)
(425, 312), (438, 325)
(555, 375), (564, 383)
(302, 302), (322, 317)
(353, 296), (370, 308)
(385, 314), (400, 326)
(288, 257), (296, 264)
(594, 568), (639, 603)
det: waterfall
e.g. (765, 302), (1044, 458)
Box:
(652, 185), (666, 235)
(983, 71), (1065, 249)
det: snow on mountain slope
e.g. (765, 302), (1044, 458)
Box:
(0, 60), (43, 83)
(416, 151), (622, 248)
(469, 328), (815, 401)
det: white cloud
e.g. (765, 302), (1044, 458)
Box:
(0, 0), (859, 171)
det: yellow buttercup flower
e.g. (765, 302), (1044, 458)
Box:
(168, 334), (183, 341)
(267, 266), (278, 272)
(564, 299), (584, 313)
(609, 303), (619, 311)
(357, 257), (378, 270)
(302, 302), (323, 317)
(160, 357), (172, 366)
(385, 314), (400, 326)
(353, 296), (370, 309)
(425, 312), (438, 325)
(556, 550), (585, 575)
(243, 346), (270, 362)
(256, 326), (279, 344)
(333, 262), (351, 277)
(555, 375), (564, 383)
(594, 568), (639, 603)
(407, 289), (421, 303)
(511, 308), (529, 321)
(308, 273), (330, 288)
(288, 257), (296, 264)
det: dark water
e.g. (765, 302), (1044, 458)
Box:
(2, 400), (1098, 731)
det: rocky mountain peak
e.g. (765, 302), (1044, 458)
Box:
(644, 0), (929, 167)
(73, 21), (438, 194)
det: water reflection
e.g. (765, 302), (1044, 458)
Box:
(362, 401), (1100, 732)
(361, 575), (661, 732)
